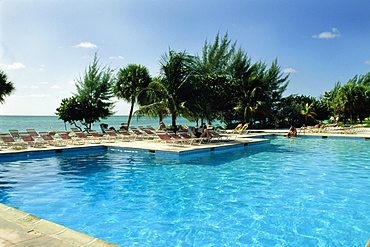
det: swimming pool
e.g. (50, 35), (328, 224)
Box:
(0, 137), (369, 246)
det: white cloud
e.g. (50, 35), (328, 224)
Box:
(30, 94), (49, 98)
(51, 85), (60, 89)
(11, 94), (49, 98)
(109, 56), (124, 60)
(282, 68), (297, 73)
(365, 60), (370, 65)
(313, 28), (341, 39)
(38, 81), (49, 85)
(39, 65), (46, 71)
(73, 42), (98, 48)
(31, 85), (39, 89)
(0, 62), (26, 70)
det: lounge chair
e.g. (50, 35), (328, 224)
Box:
(0, 133), (28, 149)
(103, 129), (125, 142)
(208, 130), (233, 142)
(177, 132), (202, 145)
(26, 129), (40, 137)
(116, 130), (136, 141)
(39, 132), (68, 146)
(57, 132), (85, 145)
(139, 126), (157, 139)
(72, 131), (103, 144)
(146, 125), (156, 131)
(220, 124), (242, 134)
(129, 127), (151, 140)
(157, 133), (184, 146)
(167, 133), (185, 144)
(19, 133), (48, 148)
(9, 129), (21, 141)
(87, 130), (110, 142)
(141, 128), (158, 139)
(239, 123), (249, 133)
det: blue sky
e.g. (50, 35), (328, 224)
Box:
(1, 0), (370, 115)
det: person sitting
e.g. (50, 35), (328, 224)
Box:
(207, 124), (214, 130)
(200, 128), (212, 138)
(314, 121), (324, 128)
(100, 123), (109, 134)
(287, 125), (297, 138)
(100, 123), (118, 134)
(119, 123), (128, 131)
(197, 123), (207, 133)
(177, 124), (188, 132)
(189, 126), (211, 138)
(158, 121), (167, 131)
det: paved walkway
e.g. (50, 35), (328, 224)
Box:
(0, 203), (118, 246)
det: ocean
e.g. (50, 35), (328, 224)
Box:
(0, 115), (200, 133)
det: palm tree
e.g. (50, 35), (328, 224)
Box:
(301, 102), (317, 124)
(114, 64), (152, 128)
(136, 49), (197, 132)
(135, 76), (170, 122)
(0, 70), (15, 104)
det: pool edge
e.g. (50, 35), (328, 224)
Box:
(0, 202), (119, 247)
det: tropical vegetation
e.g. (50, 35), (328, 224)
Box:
(55, 54), (115, 131)
(0, 70), (15, 104)
(114, 64), (152, 128)
(55, 33), (370, 130)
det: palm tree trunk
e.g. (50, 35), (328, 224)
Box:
(127, 99), (135, 129)
(172, 114), (177, 133)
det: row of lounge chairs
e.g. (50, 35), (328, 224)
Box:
(0, 126), (238, 150)
(300, 124), (368, 134)
(217, 123), (249, 134)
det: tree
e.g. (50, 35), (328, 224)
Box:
(193, 32), (289, 128)
(276, 95), (302, 127)
(194, 32), (238, 127)
(230, 52), (260, 125)
(333, 82), (369, 124)
(135, 75), (171, 122)
(277, 94), (321, 127)
(321, 81), (341, 116)
(56, 54), (115, 131)
(0, 70), (15, 104)
(231, 58), (289, 128)
(301, 102), (317, 124)
(136, 49), (197, 132)
(55, 96), (85, 125)
(114, 64), (152, 128)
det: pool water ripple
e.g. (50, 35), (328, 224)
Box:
(0, 137), (370, 246)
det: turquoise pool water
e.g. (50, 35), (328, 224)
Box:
(0, 137), (369, 246)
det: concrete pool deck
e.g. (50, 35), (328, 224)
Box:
(1, 130), (370, 246)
